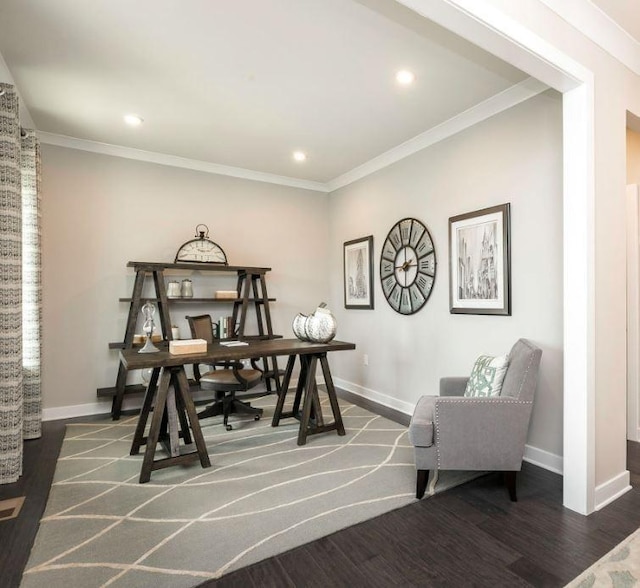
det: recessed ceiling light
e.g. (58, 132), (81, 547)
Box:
(293, 151), (307, 162)
(396, 70), (415, 85)
(123, 114), (143, 126)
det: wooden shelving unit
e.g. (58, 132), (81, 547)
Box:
(107, 261), (282, 419)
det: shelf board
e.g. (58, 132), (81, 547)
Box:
(97, 381), (278, 399)
(127, 261), (271, 273)
(97, 381), (200, 398)
(97, 383), (146, 397)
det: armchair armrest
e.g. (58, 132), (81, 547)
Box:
(434, 397), (534, 470)
(439, 377), (468, 397)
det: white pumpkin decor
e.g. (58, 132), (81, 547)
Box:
(292, 303), (337, 343)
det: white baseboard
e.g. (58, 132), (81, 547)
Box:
(43, 401), (114, 421)
(594, 470), (632, 511)
(332, 377), (416, 415)
(523, 444), (563, 474)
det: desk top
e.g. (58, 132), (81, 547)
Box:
(120, 338), (356, 370)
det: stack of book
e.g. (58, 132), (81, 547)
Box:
(218, 316), (234, 339)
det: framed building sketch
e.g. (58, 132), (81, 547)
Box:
(344, 235), (374, 309)
(449, 203), (511, 315)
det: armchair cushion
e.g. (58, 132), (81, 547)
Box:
(464, 354), (509, 397)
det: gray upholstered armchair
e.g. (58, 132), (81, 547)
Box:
(408, 338), (542, 501)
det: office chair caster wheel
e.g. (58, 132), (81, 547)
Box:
(254, 415), (260, 421)
(225, 424), (232, 431)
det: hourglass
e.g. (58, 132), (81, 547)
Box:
(139, 301), (160, 353)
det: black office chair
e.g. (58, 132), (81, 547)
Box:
(186, 315), (263, 430)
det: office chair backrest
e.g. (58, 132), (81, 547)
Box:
(185, 315), (215, 344)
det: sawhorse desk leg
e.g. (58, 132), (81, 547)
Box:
(272, 353), (345, 445)
(130, 365), (211, 483)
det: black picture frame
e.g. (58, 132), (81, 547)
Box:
(449, 203), (511, 315)
(344, 235), (374, 309)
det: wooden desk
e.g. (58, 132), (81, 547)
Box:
(120, 338), (355, 482)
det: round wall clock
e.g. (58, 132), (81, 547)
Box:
(380, 217), (436, 314)
(174, 224), (228, 265)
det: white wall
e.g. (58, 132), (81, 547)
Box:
(328, 91), (564, 459)
(40, 145), (329, 413)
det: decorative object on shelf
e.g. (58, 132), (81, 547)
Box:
(448, 203), (511, 316)
(380, 218), (436, 315)
(215, 290), (237, 300)
(292, 303), (337, 343)
(174, 224), (227, 265)
(171, 325), (180, 340)
(344, 235), (374, 310)
(166, 280), (181, 298)
(181, 279), (193, 298)
(139, 302), (160, 353)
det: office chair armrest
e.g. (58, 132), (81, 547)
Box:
(249, 357), (264, 373)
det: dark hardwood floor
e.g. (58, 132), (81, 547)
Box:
(0, 419), (67, 588)
(3, 398), (640, 587)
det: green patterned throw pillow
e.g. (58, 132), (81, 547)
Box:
(464, 354), (510, 397)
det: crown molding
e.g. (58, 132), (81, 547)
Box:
(37, 132), (330, 193)
(326, 76), (549, 192)
(539, 0), (640, 75)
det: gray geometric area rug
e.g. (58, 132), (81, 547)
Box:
(21, 395), (480, 588)
(565, 526), (640, 587)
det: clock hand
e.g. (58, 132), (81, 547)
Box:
(395, 259), (415, 271)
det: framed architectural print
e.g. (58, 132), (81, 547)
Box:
(449, 203), (511, 315)
(344, 235), (374, 309)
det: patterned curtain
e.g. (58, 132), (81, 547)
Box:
(21, 129), (42, 440)
(0, 82), (42, 484)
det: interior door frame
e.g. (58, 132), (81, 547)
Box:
(628, 184), (640, 442)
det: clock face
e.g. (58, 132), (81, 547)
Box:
(380, 218), (436, 314)
(175, 238), (227, 264)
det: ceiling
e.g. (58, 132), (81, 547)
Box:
(2, 1), (639, 185)
(0, 0), (536, 184)
(0, 0), (533, 184)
